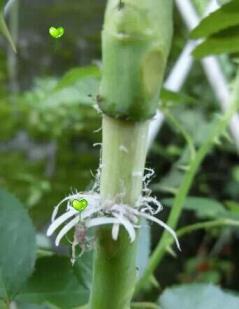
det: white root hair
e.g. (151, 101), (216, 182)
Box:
(47, 168), (180, 263)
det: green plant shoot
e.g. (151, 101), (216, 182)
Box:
(72, 199), (88, 212)
(49, 26), (64, 39)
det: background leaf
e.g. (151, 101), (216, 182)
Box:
(192, 27), (239, 58)
(159, 284), (239, 309)
(17, 255), (90, 309)
(163, 197), (226, 219)
(160, 88), (196, 107)
(22, 66), (101, 137)
(191, 0), (239, 58)
(191, 0), (239, 39)
(55, 65), (100, 91)
(0, 189), (36, 300)
(40, 65), (100, 107)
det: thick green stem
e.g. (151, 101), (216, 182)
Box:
(89, 1), (173, 307)
(99, 0), (173, 121)
(100, 116), (149, 204)
(89, 116), (149, 309)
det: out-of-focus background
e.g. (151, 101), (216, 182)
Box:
(1, 0), (239, 304)
(1, 0), (105, 226)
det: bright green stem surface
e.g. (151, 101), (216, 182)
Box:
(135, 69), (239, 294)
(98, 0), (173, 121)
(90, 1), (174, 306)
(89, 115), (149, 309)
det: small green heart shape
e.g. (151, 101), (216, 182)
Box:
(72, 199), (88, 212)
(49, 26), (64, 39)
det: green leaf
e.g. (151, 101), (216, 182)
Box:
(46, 66), (100, 107)
(191, 0), (239, 58)
(23, 66), (101, 136)
(153, 149), (190, 194)
(73, 251), (92, 291)
(159, 284), (239, 309)
(0, 189), (36, 299)
(191, 0), (239, 39)
(49, 26), (64, 39)
(163, 197), (226, 219)
(160, 88), (196, 107)
(55, 66), (100, 91)
(225, 201), (239, 214)
(232, 165), (239, 182)
(16, 256), (90, 308)
(192, 29), (239, 58)
(0, 0), (16, 52)
(51, 65), (100, 107)
(172, 109), (211, 146)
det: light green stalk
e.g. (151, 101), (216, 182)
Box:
(89, 0), (173, 308)
(90, 116), (149, 309)
(7, 0), (19, 93)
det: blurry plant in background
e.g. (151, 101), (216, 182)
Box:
(0, 0), (239, 308)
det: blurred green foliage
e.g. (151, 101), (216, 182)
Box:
(192, 0), (239, 57)
(159, 284), (239, 308)
(0, 0), (239, 308)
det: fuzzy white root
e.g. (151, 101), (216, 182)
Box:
(47, 186), (180, 263)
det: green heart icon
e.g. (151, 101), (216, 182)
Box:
(72, 199), (88, 212)
(49, 26), (64, 39)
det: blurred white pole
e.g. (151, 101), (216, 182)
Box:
(176, 0), (239, 150)
(148, 0), (217, 148)
(148, 0), (239, 151)
(4, 0), (17, 16)
(202, 57), (239, 150)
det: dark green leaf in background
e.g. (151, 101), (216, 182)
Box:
(0, 189), (36, 300)
(163, 197), (226, 219)
(159, 284), (239, 309)
(73, 251), (92, 292)
(191, 0), (239, 58)
(191, 0), (239, 39)
(17, 256), (90, 309)
(55, 65), (100, 91)
(41, 66), (100, 107)
(23, 66), (101, 136)
(160, 88), (196, 107)
(192, 27), (239, 58)
(51, 65), (100, 107)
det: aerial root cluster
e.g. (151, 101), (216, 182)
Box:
(47, 168), (180, 264)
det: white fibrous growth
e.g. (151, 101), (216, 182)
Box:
(46, 168), (180, 264)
